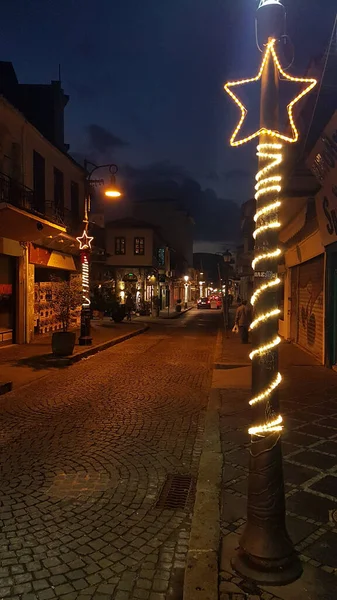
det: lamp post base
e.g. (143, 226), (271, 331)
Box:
(78, 336), (92, 346)
(231, 434), (302, 587)
(79, 308), (92, 346)
(232, 548), (302, 586)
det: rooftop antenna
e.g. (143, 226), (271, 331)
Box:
(58, 64), (62, 84)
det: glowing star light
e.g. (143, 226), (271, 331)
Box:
(258, 0), (283, 7)
(76, 230), (94, 250)
(224, 39), (317, 147)
(224, 38), (317, 438)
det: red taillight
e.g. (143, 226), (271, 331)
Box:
(207, 300), (210, 304)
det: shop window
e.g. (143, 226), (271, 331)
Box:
(134, 237), (145, 255)
(115, 237), (126, 255)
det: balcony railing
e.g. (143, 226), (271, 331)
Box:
(0, 171), (71, 230)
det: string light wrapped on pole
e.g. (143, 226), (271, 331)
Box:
(224, 1), (316, 585)
(77, 161), (122, 346)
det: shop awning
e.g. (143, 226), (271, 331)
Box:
(0, 203), (66, 242)
(279, 203), (308, 244)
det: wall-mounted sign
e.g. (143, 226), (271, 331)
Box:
(308, 111), (337, 247)
(0, 284), (12, 295)
(123, 273), (138, 282)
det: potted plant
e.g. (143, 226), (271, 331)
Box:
(110, 294), (126, 323)
(50, 278), (82, 356)
(176, 299), (182, 313)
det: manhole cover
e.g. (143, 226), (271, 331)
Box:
(329, 509), (337, 524)
(156, 474), (195, 510)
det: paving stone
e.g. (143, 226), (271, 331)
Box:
(293, 451), (337, 470)
(13, 582), (33, 594)
(283, 462), (317, 485)
(43, 557), (60, 569)
(33, 579), (49, 591)
(133, 589), (150, 599)
(0, 315), (216, 600)
(114, 591), (130, 600)
(72, 579), (88, 591)
(152, 578), (169, 592)
(34, 569), (51, 580)
(309, 476), (337, 499)
(305, 531), (337, 568)
(13, 572), (33, 584)
(287, 491), (337, 523)
(66, 569), (86, 581)
(53, 582), (75, 595)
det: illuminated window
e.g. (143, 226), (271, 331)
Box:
(115, 237), (126, 255)
(134, 237), (145, 255)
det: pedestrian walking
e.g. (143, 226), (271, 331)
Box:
(235, 300), (252, 344)
(125, 293), (134, 321)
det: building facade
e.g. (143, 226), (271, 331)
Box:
(0, 92), (84, 346)
(105, 218), (173, 312)
(278, 111), (337, 365)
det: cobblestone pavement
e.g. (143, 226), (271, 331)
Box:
(0, 320), (145, 392)
(218, 333), (337, 600)
(0, 309), (219, 600)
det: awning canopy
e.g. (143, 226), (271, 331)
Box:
(34, 232), (79, 256)
(0, 203), (66, 242)
(279, 204), (308, 244)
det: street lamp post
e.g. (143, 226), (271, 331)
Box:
(224, 0), (317, 585)
(77, 161), (121, 346)
(216, 250), (232, 337)
(184, 275), (189, 308)
(223, 249), (232, 332)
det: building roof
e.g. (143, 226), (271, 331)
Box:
(0, 95), (84, 175)
(105, 217), (170, 247)
(106, 217), (157, 230)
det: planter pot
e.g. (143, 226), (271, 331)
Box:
(111, 305), (126, 323)
(52, 331), (76, 357)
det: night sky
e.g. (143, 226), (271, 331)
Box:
(1, 1), (336, 252)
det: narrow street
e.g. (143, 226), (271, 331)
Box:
(0, 309), (220, 600)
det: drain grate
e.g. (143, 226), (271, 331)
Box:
(329, 509), (337, 524)
(156, 474), (195, 510)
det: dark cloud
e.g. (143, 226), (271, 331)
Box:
(121, 170), (240, 244)
(64, 79), (96, 100)
(205, 170), (220, 182)
(75, 35), (98, 59)
(87, 125), (128, 154)
(122, 161), (187, 183)
(224, 169), (253, 182)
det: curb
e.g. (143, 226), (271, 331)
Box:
(44, 325), (149, 367)
(0, 326), (149, 396)
(135, 306), (194, 325)
(183, 388), (223, 600)
(0, 381), (13, 395)
(169, 306), (194, 319)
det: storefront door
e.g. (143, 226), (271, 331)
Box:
(291, 256), (325, 362)
(0, 254), (16, 345)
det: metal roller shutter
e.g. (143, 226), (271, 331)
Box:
(297, 255), (324, 362)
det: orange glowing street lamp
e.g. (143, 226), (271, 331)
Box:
(78, 160), (122, 346)
(104, 165), (122, 198)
